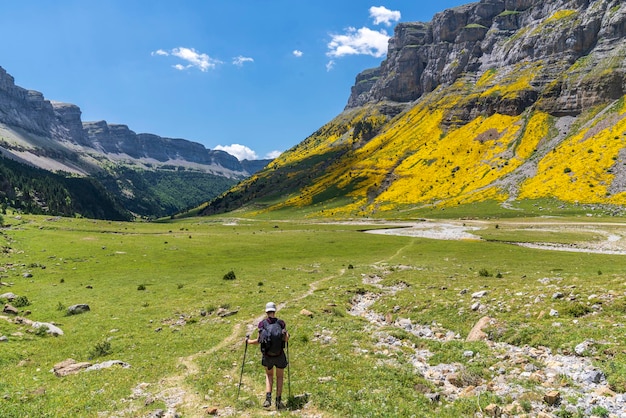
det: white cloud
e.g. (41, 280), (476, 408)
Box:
(214, 144), (258, 161)
(326, 60), (336, 72)
(369, 6), (401, 26)
(266, 150), (283, 159)
(152, 47), (222, 72)
(292, 50), (303, 57)
(327, 27), (390, 58)
(233, 56), (254, 67)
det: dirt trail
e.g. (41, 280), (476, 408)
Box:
(131, 269), (346, 417)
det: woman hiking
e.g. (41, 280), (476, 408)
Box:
(247, 301), (289, 410)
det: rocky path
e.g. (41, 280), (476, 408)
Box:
(348, 272), (626, 417)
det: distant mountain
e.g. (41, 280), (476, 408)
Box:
(202, 0), (626, 217)
(0, 66), (271, 218)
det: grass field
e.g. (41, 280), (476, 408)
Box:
(1, 213), (626, 417)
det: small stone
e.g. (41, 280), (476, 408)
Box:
(447, 373), (464, 388)
(485, 403), (501, 417)
(593, 386), (615, 397)
(3, 304), (18, 315)
(584, 370), (605, 384)
(503, 401), (522, 415)
(426, 393), (441, 402)
(67, 304), (90, 315)
(206, 407), (218, 415)
(300, 309), (314, 318)
(472, 290), (488, 298)
(549, 309), (559, 317)
(544, 390), (561, 406)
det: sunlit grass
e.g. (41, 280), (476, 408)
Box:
(1, 214), (626, 416)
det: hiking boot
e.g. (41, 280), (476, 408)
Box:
(276, 396), (285, 410)
(263, 393), (272, 408)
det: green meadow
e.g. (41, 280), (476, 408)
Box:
(1, 214), (626, 417)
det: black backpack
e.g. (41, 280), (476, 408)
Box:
(260, 319), (284, 356)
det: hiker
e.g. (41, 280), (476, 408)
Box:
(247, 301), (289, 409)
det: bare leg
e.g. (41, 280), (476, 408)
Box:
(265, 367), (274, 393)
(275, 367), (284, 397)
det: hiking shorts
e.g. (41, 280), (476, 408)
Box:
(262, 352), (288, 369)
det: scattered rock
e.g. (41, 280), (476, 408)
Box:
(485, 403), (501, 417)
(300, 308), (313, 318)
(447, 373), (465, 388)
(543, 390), (561, 406)
(205, 406), (218, 415)
(426, 393), (441, 403)
(53, 359), (92, 377)
(67, 304), (90, 315)
(3, 304), (18, 315)
(549, 309), (559, 317)
(471, 290), (488, 299)
(584, 370), (605, 384)
(466, 316), (491, 342)
(22, 273), (32, 278)
(575, 339), (594, 356)
(594, 385), (616, 397)
(85, 360), (131, 372)
(216, 308), (238, 317)
(397, 318), (412, 330)
(0, 292), (17, 301)
(32, 322), (64, 336)
(0, 335), (7, 342)
(503, 402), (523, 415)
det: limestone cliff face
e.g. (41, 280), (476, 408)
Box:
(346, 0), (626, 118)
(82, 121), (242, 171)
(0, 65), (264, 176)
(0, 67), (57, 137)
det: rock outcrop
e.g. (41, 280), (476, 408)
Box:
(0, 66), (266, 177)
(346, 0), (626, 119)
(82, 121), (242, 171)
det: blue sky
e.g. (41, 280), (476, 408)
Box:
(0, 1), (469, 160)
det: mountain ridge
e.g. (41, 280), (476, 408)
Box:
(0, 66), (270, 218)
(201, 0), (626, 218)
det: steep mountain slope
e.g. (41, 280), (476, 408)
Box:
(202, 0), (626, 218)
(0, 67), (270, 218)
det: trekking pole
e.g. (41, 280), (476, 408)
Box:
(236, 335), (249, 400)
(286, 340), (291, 400)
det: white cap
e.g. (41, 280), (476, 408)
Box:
(265, 302), (277, 312)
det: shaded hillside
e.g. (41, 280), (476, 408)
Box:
(0, 66), (270, 218)
(202, 0), (626, 218)
(0, 156), (130, 220)
(94, 167), (237, 219)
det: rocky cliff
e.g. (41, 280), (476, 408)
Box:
(0, 66), (262, 177)
(0, 65), (272, 218)
(347, 0), (626, 118)
(203, 0), (626, 217)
